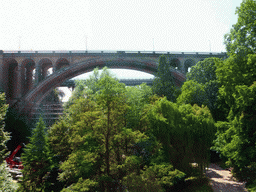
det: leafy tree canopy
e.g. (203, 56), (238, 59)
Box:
(178, 57), (227, 121)
(224, 0), (256, 57)
(216, 53), (256, 111)
(147, 97), (216, 176)
(212, 82), (256, 177)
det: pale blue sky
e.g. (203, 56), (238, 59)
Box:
(1, 0), (242, 52)
(1, 0), (243, 100)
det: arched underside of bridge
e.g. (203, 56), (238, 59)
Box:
(16, 58), (185, 116)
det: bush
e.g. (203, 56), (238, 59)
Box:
(121, 163), (186, 192)
(61, 178), (98, 192)
(0, 162), (18, 192)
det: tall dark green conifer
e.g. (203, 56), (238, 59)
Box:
(19, 116), (52, 191)
(152, 55), (177, 102)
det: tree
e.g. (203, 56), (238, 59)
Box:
(63, 79), (87, 109)
(19, 116), (53, 191)
(224, 0), (256, 57)
(125, 83), (153, 131)
(216, 54), (256, 111)
(177, 80), (207, 107)
(147, 97), (216, 177)
(50, 68), (152, 191)
(0, 162), (18, 191)
(211, 0), (256, 183)
(0, 92), (18, 191)
(212, 82), (256, 183)
(0, 92), (9, 162)
(152, 55), (177, 102)
(178, 57), (228, 121)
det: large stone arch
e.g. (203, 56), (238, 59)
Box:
(19, 57), (185, 116)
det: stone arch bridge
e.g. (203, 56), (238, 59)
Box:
(0, 50), (227, 120)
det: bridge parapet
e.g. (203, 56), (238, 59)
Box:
(1, 50), (227, 56)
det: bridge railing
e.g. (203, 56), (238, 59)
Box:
(2, 50), (227, 55)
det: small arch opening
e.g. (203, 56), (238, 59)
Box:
(39, 58), (53, 81)
(170, 58), (181, 70)
(56, 58), (69, 71)
(184, 59), (195, 73)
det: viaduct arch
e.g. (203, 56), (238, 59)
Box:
(0, 50), (227, 120)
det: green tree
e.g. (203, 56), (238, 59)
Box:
(125, 83), (153, 131)
(177, 80), (207, 107)
(217, 0), (256, 115)
(224, 0), (256, 57)
(212, 82), (256, 183)
(64, 79), (87, 109)
(178, 57), (228, 121)
(19, 116), (53, 191)
(152, 55), (177, 102)
(0, 92), (18, 191)
(0, 92), (9, 162)
(50, 68), (151, 191)
(216, 54), (256, 111)
(211, 1), (256, 183)
(0, 162), (18, 191)
(147, 98), (216, 177)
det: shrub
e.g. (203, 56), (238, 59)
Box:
(61, 178), (98, 192)
(121, 163), (186, 192)
(0, 162), (18, 192)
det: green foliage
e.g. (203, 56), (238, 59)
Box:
(224, 0), (256, 57)
(211, 1), (256, 184)
(122, 172), (164, 192)
(49, 68), (154, 191)
(64, 80), (87, 109)
(152, 55), (178, 102)
(147, 98), (216, 176)
(5, 107), (31, 154)
(216, 54), (256, 110)
(0, 92), (9, 162)
(125, 83), (153, 131)
(19, 116), (53, 191)
(121, 163), (186, 192)
(42, 88), (63, 103)
(177, 80), (207, 107)
(0, 162), (18, 192)
(61, 178), (98, 192)
(212, 82), (256, 183)
(187, 57), (219, 84)
(179, 57), (226, 121)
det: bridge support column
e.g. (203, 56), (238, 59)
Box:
(16, 63), (23, 98)
(53, 65), (56, 73)
(35, 63), (41, 86)
(0, 51), (4, 92)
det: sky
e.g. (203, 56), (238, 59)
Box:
(1, 0), (243, 101)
